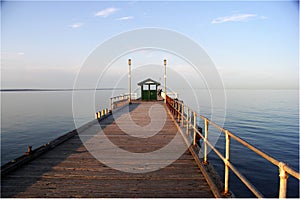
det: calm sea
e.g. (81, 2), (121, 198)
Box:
(1, 89), (299, 197)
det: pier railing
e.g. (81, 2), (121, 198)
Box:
(110, 93), (137, 111)
(96, 93), (137, 119)
(166, 95), (300, 198)
(161, 91), (178, 100)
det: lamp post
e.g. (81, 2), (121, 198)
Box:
(128, 59), (131, 104)
(164, 59), (167, 103)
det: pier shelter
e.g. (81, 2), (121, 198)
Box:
(138, 78), (160, 101)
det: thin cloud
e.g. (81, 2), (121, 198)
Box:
(17, 52), (25, 56)
(212, 14), (257, 24)
(116, 16), (134, 21)
(95, 7), (118, 17)
(260, 16), (268, 20)
(69, 22), (84, 28)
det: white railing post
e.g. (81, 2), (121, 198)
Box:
(204, 118), (208, 164)
(279, 162), (288, 198)
(186, 107), (189, 135)
(193, 111), (196, 146)
(128, 59), (131, 103)
(110, 98), (113, 111)
(224, 130), (231, 194)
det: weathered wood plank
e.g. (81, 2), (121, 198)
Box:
(1, 101), (215, 198)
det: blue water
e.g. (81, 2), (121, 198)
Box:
(1, 89), (299, 197)
(178, 89), (299, 198)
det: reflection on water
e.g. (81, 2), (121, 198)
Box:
(1, 89), (299, 197)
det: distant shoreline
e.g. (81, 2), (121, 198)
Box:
(0, 88), (126, 92)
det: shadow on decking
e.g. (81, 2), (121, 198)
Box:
(1, 101), (217, 198)
(1, 133), (83, 197)
(1, 103), (140, 197)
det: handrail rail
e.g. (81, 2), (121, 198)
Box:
(161, 91), (178, 100)
(165, 95), (299, 198)
(110, 93), (137, 111)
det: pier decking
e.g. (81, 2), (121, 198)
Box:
(1, 101), (215, 198)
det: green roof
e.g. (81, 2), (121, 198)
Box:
(137, 78), (161, 86)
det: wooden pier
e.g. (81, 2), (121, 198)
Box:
(1, 101), (219, 198)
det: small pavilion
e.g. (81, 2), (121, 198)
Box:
(137, 78), (161, 101)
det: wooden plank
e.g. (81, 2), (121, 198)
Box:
(1, 101), (215, 198)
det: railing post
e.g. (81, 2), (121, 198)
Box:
(181, 104), (184, 127)
(173, 101), (176, 115)
(110, 98), (113, 111)
(186, 107), (189, 135)
(193, 111), (196, 146)
(279, 162), (288, 198)
(174, 101), (176, 115)
(224, 130), (231, 195)
(177, 102), (181, 123)
(204, 118), (208, 164)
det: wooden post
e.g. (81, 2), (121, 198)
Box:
(224, 131), (231, 194)
(204, 118), (208, 164)
(110, 98), (113, 112)
(25, 146), (32, 156)
(279, 162), (288, 198)
(186, 107), (189, 135)
(175, 101), (177, 116)
(173, 100), (175, 115)
(181, 104), (184, 126)
(177, 102), (181, 123)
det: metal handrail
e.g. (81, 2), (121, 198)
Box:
(110, 93), (137, 111)
(165, 95), (299, 198)
(161, 91), (178, 100)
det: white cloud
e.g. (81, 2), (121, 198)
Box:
(212, 14), (257, 24)
(116, 16), (134, 21)
(260, 16), (268, 20)
(95, 7), (118, 17)
(17, 52), (25, 56)
(69, 22), (84, 28)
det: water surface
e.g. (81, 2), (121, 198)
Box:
(1, 89), (299, 197)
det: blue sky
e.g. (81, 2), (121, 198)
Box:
(2, 1), (299, 89)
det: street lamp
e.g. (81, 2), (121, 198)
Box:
(128, 59), (131, 104)
(164, 59), (167, 103)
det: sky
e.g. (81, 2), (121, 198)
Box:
(1, 0), (299, 89)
